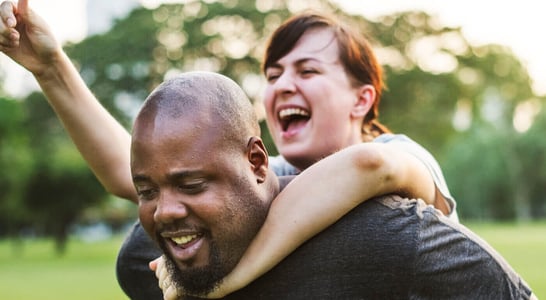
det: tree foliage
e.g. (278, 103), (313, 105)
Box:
(0, 97), (33, 236)
(63, 2), (537, 156)
(0, 0), (544, 244)
(14, 92), (108, 254)
(363, 11), (534, 156)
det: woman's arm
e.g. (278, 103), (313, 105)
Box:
(205, 142), (438, 297)
(0, 0), (136, 201)
(152, 142), (442, 299)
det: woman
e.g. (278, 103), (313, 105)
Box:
(0, 2), (456, 299)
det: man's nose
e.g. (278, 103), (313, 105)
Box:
(154, 190), (189, 224)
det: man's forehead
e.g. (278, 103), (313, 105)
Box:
(134, 102), (210, 134)
(130, 130), (224, 181)
(132, 108), (230, 164)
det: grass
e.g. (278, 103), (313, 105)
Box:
(0, 235), (128, 300)
(0, 222), (544, 299)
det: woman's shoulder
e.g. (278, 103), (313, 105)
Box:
(373, 133), (414, 144)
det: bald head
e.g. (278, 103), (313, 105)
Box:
(134, 71), (260, 146)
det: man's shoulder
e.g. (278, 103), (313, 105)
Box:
(319, 194), (425, 253)
(229, 195), (425, 299)
(354, 194), (432, 224)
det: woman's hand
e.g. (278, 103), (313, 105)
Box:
(149, 255), (236, 299)
(0, 0), (62, 75)
(150, 256), (184, 300)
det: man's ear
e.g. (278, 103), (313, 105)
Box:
(247, 136), (269, 183)
(351, 84), (375, 118)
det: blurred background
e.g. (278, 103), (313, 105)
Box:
(1, 0), (545, 299)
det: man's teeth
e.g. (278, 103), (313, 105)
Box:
(171, 235), (197, 245)
(279, 108), (309, 119)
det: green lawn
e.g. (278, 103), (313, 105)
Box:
(0, 222), (544, 299)
(0, 236), (128, 300)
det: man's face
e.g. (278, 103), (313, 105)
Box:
(131, 108), (269, 294)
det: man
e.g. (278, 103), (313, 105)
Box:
(131, 71), (533, 299)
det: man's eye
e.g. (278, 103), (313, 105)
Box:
(178, 182), (206, 194)
(136, 188), (157, 201)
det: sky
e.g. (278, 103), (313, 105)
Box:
(334, 0), (546, 96)
(3, 0), (545, 96)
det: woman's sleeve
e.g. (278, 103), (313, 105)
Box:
(268, 155), (300, 176)
(374, 134), (459, 222)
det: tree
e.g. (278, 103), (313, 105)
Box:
(443, 125), (519, 220)
(360, 11), (534, 157)
(63, 3), (536, 158)
(19, 92), (107, 254)
(0, 97), (33, 238)
(514, 108), (546, 218)
(2, 0), (541, 233)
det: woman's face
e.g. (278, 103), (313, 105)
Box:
(263, 28), (368, 170)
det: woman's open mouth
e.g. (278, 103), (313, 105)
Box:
(278, 107), (310, 134)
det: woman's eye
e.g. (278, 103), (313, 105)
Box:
(266, 73), (280, 82)
(301, 69), (317, 75)
(265, 67), (283, 82)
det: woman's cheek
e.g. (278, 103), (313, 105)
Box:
(263, 88), (274, 109)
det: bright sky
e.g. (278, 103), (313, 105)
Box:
(333, 0), (546, 96)
(4, 0), (546, 96)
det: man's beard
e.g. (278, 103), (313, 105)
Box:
(160, 238), (228, 296)
(155, 175), (271, 296)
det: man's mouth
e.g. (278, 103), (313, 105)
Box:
(171, 234), (199, 248)
(159, 230), (206, 264)
(278, 107), (310, 132)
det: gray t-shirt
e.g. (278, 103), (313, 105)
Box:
(269, 133), (459, 222)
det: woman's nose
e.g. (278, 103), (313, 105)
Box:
(273, 72), (297, 95)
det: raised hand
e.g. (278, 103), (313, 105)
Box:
(0, 0), (61, 75)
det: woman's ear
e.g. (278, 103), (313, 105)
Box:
(247, 136), (269, 183)
(351, 84), (375, 118)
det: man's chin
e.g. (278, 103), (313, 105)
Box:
(161, 239), (227, 296)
